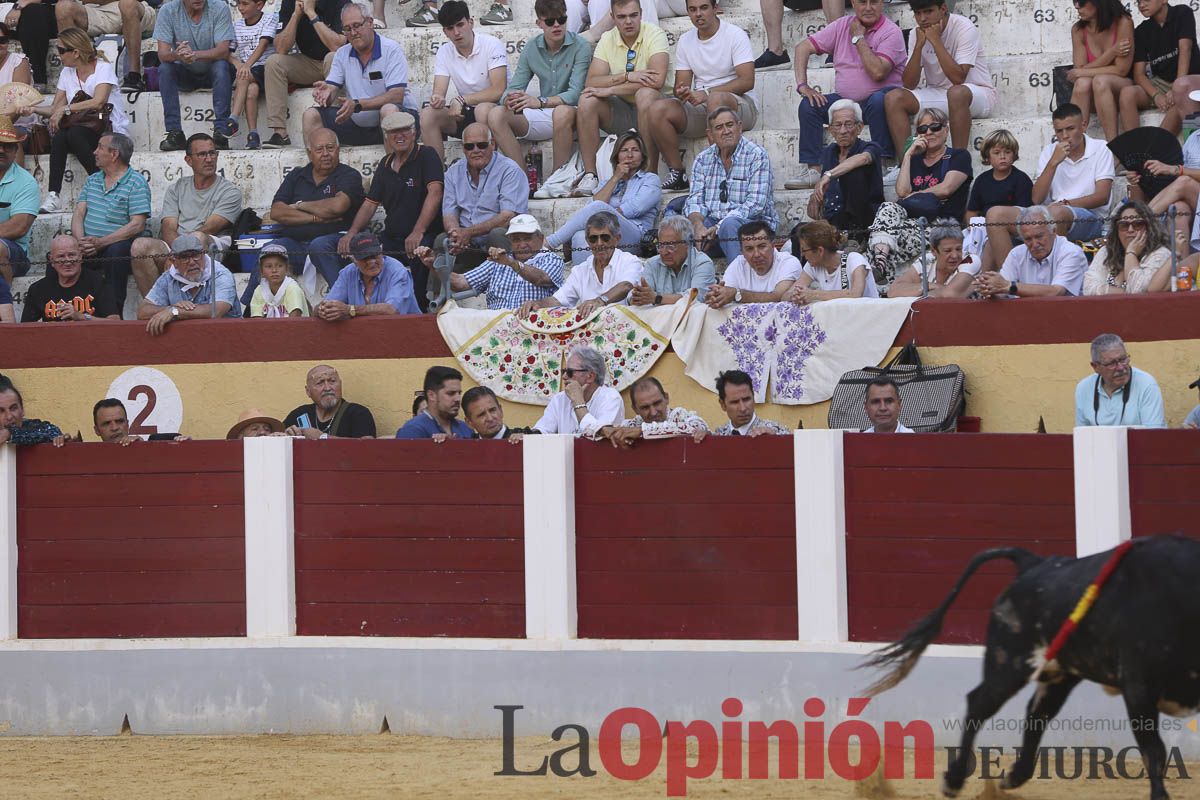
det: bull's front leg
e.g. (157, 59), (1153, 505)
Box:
(943, 674), (1027, 797)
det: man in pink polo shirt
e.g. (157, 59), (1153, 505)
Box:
(787, 0), (906, 189)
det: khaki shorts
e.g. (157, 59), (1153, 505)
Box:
(603, 96), (638, 133)
(85, 2), (157, 36)
(1149, 75), (1174, 96)
(681, 93), (758, 137)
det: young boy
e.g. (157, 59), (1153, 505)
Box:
(228, 0), (277, 150)
(1120, 0), (1200, 134)
(249, 243), (309, 317)
(966, 129), (1033, 268)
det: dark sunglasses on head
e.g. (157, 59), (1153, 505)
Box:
(462, 141), (489, 151)
(540, 14), (568, 25)
(719, 179), (729, 203)
(916, 122), (945, 134)
(586, 233), (613, 244)
(56, 46), (75, 55)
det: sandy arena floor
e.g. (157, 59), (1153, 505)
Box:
(0, 734), (1194, 799)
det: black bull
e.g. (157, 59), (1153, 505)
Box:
(862, 535), (1200, 800)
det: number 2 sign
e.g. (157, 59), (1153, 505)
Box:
(105, 367), (184, 437)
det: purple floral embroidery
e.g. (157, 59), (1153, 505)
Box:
(716, 302), (828, 402)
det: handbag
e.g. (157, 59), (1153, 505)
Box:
(534, 148), (584, 199)
(60, 88), (113, 135)
(24, 124), (50, 155)
(827, 342), (967, 433)
(1050, 65), (1073, 112)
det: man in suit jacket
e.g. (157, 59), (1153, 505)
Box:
(463, 386), (537, 441)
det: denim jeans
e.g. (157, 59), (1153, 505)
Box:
(159, 60), (234, 134)
(239, 233), (344, 306)
(797, 87), (898, 165)
(547, 200), (646, 265)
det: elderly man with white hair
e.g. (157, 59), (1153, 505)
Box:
(794, 98), (884, 235)
(1074, 333), (1164, 428)
(973, 205), (1088, 298)
(534, 344), (625, 435)
(517, 210), (642, 318)
(629, 215), (716, 306)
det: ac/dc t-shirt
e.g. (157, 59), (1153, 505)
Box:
(21, 269), (120, 321)
(1134, 5), (1200, 80)
(967, 168), (1034, 216)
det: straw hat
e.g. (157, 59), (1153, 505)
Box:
(226, 408), (285, 439)
(0, 114), (26, 144)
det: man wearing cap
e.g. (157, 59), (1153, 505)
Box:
(317, 231), (420, 319)
(249, 242), (310, 317)
(130, 132), (244, 298)
(341, 110), (444, 310)
(22, 235), (121, 322)
(437, 122), (527, 280)
(283, 364), (377, 439)
(302, 2), (414, 147)
(1183, 374), (1200, 429)
(92, 398), (189, 444)
(0, 116), (38, 284)
(137, 233), (242, 335)
(227, 408), (285, 439)
(417, 213), (563, 310)
(1074, 333), (1165, 428)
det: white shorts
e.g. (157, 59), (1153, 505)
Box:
(909, 84), (995, 118)
(566, 0), (658, 33)
(656, 0), (688, 17)
(517, 107), (554, 141)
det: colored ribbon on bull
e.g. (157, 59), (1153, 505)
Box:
(1043, 540), (1134, 664)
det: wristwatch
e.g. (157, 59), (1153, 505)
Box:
(654, 293), (663, 306)
(537, 96), (548, 107)
(353, 100), (362, 114)
(851, 34), (864, 45)
(1008, 281), (1019, 296)
(349, 305), (358, 318)
(170, 306), (180, 318)
(734, 288), (743, 303)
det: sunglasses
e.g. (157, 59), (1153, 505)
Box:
(719, 179), (728, 203)
(1117, 218), (1147, 230)
(56, 46), (75, 55)
(625, 48), (636, 72)
(0, 141), (18, 151)
(462, 141), (489, 151)
(564, 367), (592, 378)
(586, 233), (614, 244)
(916, 123), (945, 134)
(540, 14), (568, 25)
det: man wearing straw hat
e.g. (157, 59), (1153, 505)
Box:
(0, 114), (39, 284)
(226, 408), (285, 439)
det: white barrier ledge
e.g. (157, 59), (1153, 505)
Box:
(0, 447), (15, 640)
(794, 430), (849, 644)
(1072, 426), (1131, 557)
(522, 434), (577, 640)
(244, 436), (296, 637)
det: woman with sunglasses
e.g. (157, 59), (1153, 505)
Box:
(545, 130), (661, 265)
(1066, 0), (1133, 140)
(1082, 200), (1174, 295)
(22, 27), (128, 214)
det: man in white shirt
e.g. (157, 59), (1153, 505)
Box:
(713, 369), (791, 436)
(420, 0), (510, 161)
(596, 376), (709, 447)
(704, 220), (800, 307)
(645, 0), (757, 190)
(883, 0), (995, 165)
(517, 211), (643, 317)
(983, 103), (1114, 269)
(974, 205), (1088, 298)
(534, 344), (625, 435)
(862, 377), (914, 433)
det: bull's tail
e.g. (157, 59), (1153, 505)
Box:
(859, 546), (1045, 697)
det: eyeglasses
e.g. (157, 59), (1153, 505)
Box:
(656, 240), (684, 249)
(540, 14), (568, 25)
(830, 121), (858, 131)
(916, 122), (945, 134)
(0, 142), (18, 151)
(1097, 354), (1131, 369)
(1117, 218), (1147, 230)
(56, 46), (75, 55)
(344, 20), (371, 32)
(564, 367), (592, 378)
(175, 251), (204, 261)
(625, 48), (636, 72)
(463, 141), (489, 151)
(190, 149), (219, 159)
(586, 233), (614, 244)
(719, 179), (728, 203)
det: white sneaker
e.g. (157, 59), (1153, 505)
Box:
(571, 172), (599, 197)
(882, 165), (901, 185)
(39, 191), (62, 214)
(783, 166), (821, 190)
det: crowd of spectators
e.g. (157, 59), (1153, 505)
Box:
(0, 0), (1195, 327)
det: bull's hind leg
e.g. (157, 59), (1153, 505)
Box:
(1002, 675), (1081, 789)
(943, 665), (1030, 798)
(1122, 686), (1171, 800)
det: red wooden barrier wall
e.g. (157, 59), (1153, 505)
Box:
(16, 442), (246, 637)
(1129, 429), (1200, 538)
(574, 437), (797, 639)
(293, 440), (525, 637)
(844, 434), (1076, 645)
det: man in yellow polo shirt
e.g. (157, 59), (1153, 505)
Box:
(574, 0), (668, 195)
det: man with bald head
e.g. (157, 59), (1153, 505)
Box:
(241, 127), (365, 306)
(434, 121), (527, 286)
(283, 364), (377, 439)
(22, 235), (121, 321)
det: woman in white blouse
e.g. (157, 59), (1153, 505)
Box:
(1082, 200), (1172, 296)
(786, 220), (879, 305)
(887, 220), (979, 298)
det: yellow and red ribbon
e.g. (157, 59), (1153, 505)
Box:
(1043, 540), (1134, 663)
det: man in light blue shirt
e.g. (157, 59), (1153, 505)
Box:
(1074, 333), (1165, 428)
(0, 118), (38, 282)
(628, 215), (715, 306)
(155, 0), (238, 150)
(318, 232), (421, 318)
(138, 233), (242, 335)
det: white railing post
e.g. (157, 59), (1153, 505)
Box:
(1073, 426), (1132, 556)
(793, 430), (848, 643)
(522, 434), (577, 640)
(243, 436), (296, 637)
(0, 447), (16, 639)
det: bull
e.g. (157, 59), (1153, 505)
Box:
(862, 535), (1200, 800)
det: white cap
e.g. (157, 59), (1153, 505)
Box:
(506, 214), (541, 235)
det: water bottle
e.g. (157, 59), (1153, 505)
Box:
(526, 142), (543, 196)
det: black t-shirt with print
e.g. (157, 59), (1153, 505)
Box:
(21, 269), (120, 321)
(1134, 5), (1200, 80)
(367, 146), (446, 243)
(284, 401), (377, 438)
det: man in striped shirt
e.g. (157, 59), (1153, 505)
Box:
(71, 132), (151, 315)
(418, 214), (563, 309)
